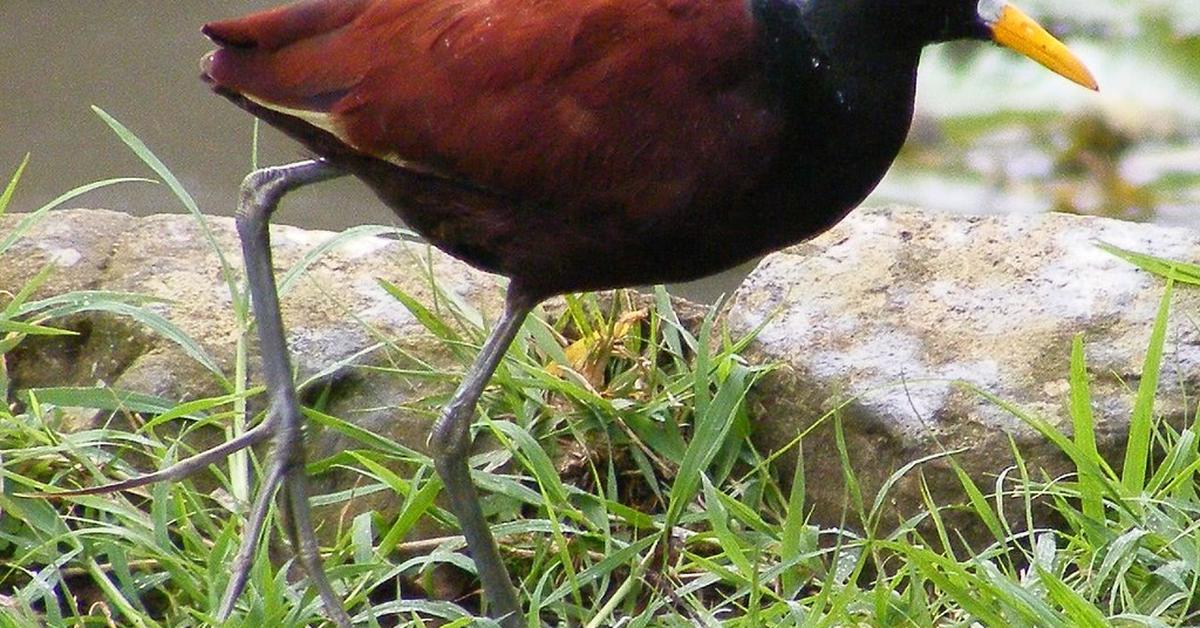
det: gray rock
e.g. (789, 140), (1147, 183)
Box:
(728, 206), (1200, 543)
(0, 209), (505, 404)
(0, 209), (502, 520)
(7, 206), (1196, 554)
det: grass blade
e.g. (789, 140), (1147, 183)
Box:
(665, 363), (749, 527)
(24, 387), (177, 415)
(1069, 334), (1104, 524)
(1035, 565), (1108, 627)
(780, 445), (810, 595)
(32, 298), (225, 381)
(0, 153), (30, 217)
(277, 224), (416, 297)
(377, 278), (461, 343)
(1099, 242), (1200, 286)
(1122, 279), (1172, 493)
(91, 106), (240, 297)
(0, 177), (152, 255)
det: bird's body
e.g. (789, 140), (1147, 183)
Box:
(79, 1), (1096, 625)
(203, 0), (924, 296)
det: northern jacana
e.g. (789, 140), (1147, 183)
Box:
(74, 0), (1097, 625)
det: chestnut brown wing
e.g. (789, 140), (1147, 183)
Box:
(204, 0), (781, 221)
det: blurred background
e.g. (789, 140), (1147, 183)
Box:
(1, 0), (1197, 300)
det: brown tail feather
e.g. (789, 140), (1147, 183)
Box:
(200, 0), (371, 110)
(201, 0), (370, 50)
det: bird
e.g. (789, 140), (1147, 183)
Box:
(69, 0), (1097, 626)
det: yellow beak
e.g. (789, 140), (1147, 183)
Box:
(987, 3), (1099, 91)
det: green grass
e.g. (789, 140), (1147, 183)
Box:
(1, 112), (1199, 626)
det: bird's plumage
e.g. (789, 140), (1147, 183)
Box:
(201, 0), (927, 297)
(193, 2), (1096, 624)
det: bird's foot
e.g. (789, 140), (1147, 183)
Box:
(216, 399), (352, 627)
(43, 400), (352, 627)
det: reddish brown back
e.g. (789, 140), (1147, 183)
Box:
(203, 0), (780, 225)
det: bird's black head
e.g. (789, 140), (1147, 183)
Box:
(759, 0), (1097, 90)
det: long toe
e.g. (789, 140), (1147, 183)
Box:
(217, 456), (288, 620)
(45, 421), (273, 499)
(282, 469), (353, 628)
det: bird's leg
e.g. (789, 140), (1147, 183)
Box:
(429, 287), (535, 627)
(216, 159), (351, 626)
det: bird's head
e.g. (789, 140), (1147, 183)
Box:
(924, 0), (1098, 90)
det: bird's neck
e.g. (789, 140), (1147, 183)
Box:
(752, 0), (923, 173)
(751, 0), (926, 110)
(745, 0), (926, 251)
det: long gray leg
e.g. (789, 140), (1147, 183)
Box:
(429, 287), (535, 628)
(54, 156), (532, 626)
(217, 159), (351, 627)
